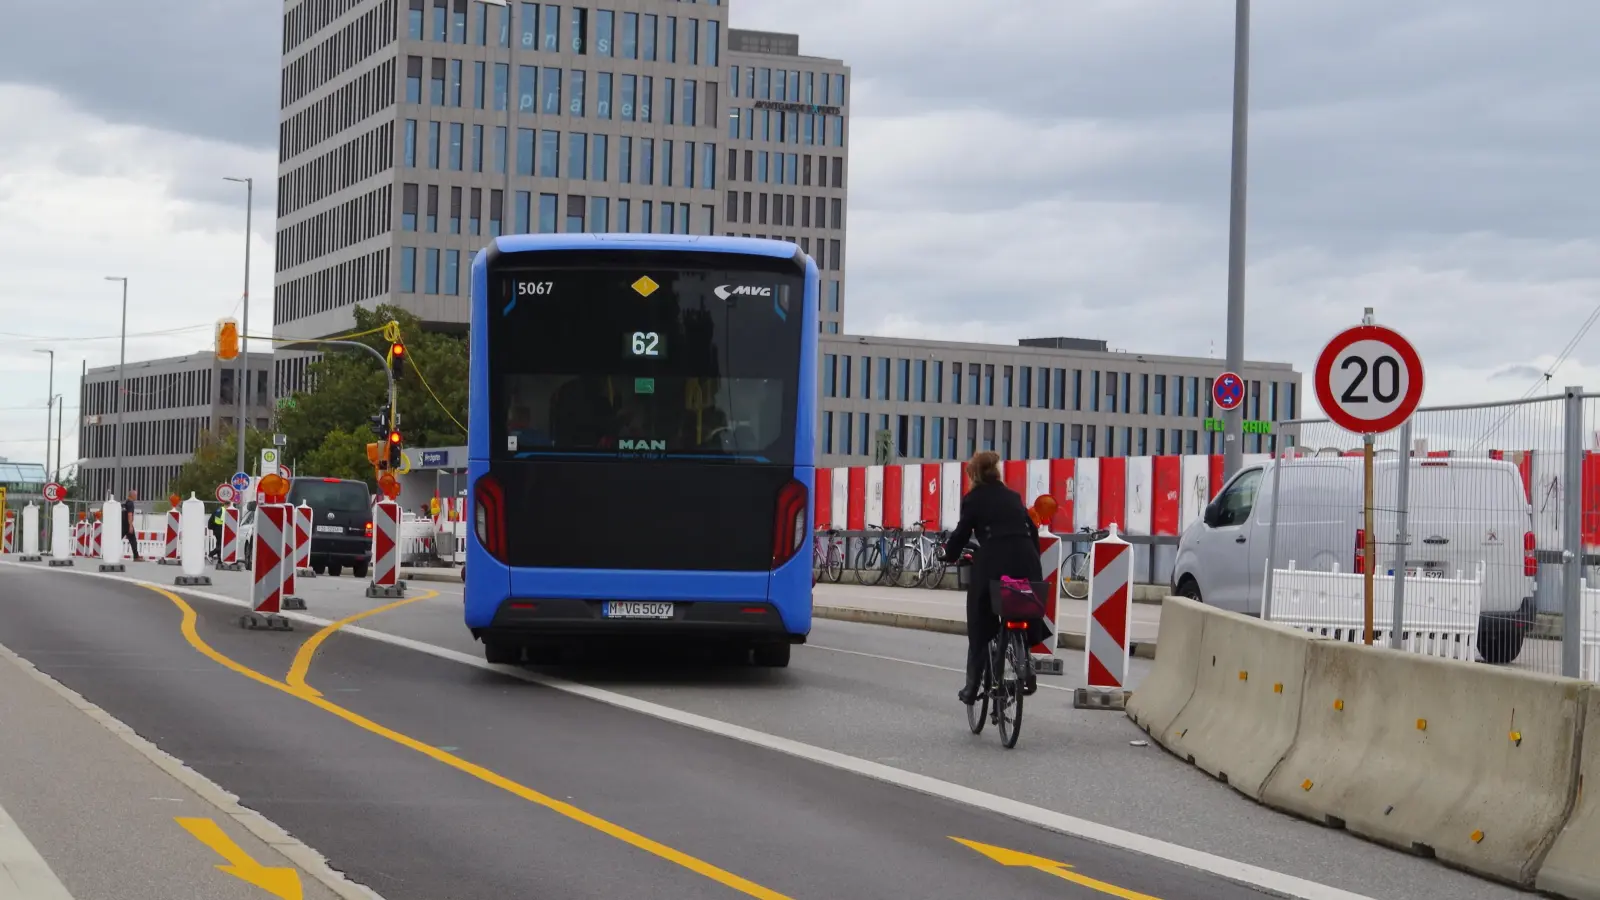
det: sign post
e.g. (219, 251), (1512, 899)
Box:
(1312, 311), (1424, 646)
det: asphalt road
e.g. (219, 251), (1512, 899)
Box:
(0, 559), (1526, 900)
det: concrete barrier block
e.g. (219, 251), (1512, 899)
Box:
(1261, 640), (1586, 888)
(1125, 596), (1206, 740)
(1162, 606), (1319, 801)
(1537, 685), (1600, 900)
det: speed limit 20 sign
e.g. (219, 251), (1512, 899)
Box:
(1314, 324), (1424, 434)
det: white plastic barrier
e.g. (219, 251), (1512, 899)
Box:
(1265, 560), (1485, 662)
(100, 497), (124, 569)
(1580, 580), (1600, 682)
(48, 503), (71, 564)
(180, 495), (208, 581)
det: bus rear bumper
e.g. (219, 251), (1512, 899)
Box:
(470, 598), (806, 644)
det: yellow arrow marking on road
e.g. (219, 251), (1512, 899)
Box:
(951, 837), (1163, 899)
(176, 817), (303, 900)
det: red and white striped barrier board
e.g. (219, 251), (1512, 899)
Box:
(1078, 525), (1133, 710)
(90, 516), (102, 558)
(73, 520), (86, 557)
(220, 507), (241, 569)
(250, 503), (288, 615)
(1033, 528), (1063, 669)
(2, 512), (13, 554)
(158, 510), (180, 564)
(367, 499), (401, 597)
(280, 516), (302, 610)
(293, 503), (314, 576)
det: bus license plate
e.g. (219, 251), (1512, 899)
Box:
(603, 601), (674, 619)
(316, 526), (343, 534)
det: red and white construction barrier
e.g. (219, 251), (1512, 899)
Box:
(219, 506), (242, 570)
(157, 510), (180, 565)
(293, 502), (314, 578)
(249, 503), (288, 617)
(2, 511), (13, 554)
(74, 518), (87, 557)
(279, 504), (308, 610)
(1076, 524), (1133, 711)
(367, 499), (403, 598)
(816, 447), (1597, 548)
(1032, 527), (1063, 674)
(90, 514), (102, 558)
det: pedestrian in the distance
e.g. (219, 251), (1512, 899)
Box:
(121, 490), (142, 562)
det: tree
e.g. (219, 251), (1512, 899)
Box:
(169, 303), (468, 495)
(274, 304), (466, 474)
(168, 427), (274, 501)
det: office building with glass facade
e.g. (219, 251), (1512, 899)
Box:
(272, 0), (850, 393)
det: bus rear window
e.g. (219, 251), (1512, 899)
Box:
(488, 259), (802, 464)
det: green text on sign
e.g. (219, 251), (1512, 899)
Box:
(1205, 417), (1272, 434)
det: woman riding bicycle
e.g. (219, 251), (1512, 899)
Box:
(942, 450), (1044, 705)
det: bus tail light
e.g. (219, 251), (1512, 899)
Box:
(1525, 531), (1537, 576)
(772, 480), (808, 568)
(475, 474), (507, 561)
(1353, 528), (1366, 574)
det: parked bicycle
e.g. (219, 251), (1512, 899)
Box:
(1059, 527), (1110, 599)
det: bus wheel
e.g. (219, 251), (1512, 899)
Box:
(484, 641), (522, 665)
(752, 643), (791, 668)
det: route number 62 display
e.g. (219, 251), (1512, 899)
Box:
(1313, 323), (1425, 435)
(626, 331), (666, 358)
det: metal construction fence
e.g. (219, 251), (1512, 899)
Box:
(1254, 388), (1599, 682)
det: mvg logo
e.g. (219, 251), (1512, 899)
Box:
(618, 439), (667, 451)
(713, 284), (772, 300)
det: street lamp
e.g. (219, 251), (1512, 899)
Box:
(32, 348), (52, 484)
(224, 176), (253, 480)
(1222, 0), (1252, 480)
(103, 276), (128, 500)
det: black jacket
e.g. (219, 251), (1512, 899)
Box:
(943, 480), (1044, 608)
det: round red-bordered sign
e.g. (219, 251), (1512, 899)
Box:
(42, 482), (65, 503)
(1314, 324), (1424, 434)
(215, 483), (236, 504)
(1213, 371), (1245, 411)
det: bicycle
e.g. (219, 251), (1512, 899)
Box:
(1059, 527), (1110, 600)
(812, 529), (845, 584)
(964, 579), (1042, 750)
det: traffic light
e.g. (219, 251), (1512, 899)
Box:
(387, 429), (403, 468)
(368, 402), (389, 439)
(216, 319), (240, 361)
(387, 341), (407, 376)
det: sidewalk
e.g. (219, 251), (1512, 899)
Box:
(812, 582), (1163, 658)
(0, 644), (355, 900)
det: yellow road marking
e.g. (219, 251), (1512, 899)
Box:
(952, 837), (1163, 899)
(141, 583), (794, 900)
(176, 816), (303, 899)
(285, 590), (437, 696)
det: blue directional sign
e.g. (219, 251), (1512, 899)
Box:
(1213, 371), (1245, 412)
(230, 472), (251, 492)
(421, 450), (448, 467)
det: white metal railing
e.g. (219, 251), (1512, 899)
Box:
(1265, 560), (1485, 662)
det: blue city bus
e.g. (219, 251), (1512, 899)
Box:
(463, 234), (818, 667)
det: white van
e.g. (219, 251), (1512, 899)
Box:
(1172, 456), (1537, 664)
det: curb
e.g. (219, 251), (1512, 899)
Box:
(401, 569), (461, 584)
(813, 605), (1159, 660)
(0, 640), (387, 900)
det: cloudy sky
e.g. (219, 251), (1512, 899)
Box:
(2, 0), (1598, 472)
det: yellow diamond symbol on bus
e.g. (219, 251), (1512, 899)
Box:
(632, 276), (659, 297)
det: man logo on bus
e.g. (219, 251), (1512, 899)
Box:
(619, 439), (667, 451)
(714, 284), (772, 300)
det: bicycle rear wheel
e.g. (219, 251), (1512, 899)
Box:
(997, 630), (1028, 749)
(824, 542), (845, 583)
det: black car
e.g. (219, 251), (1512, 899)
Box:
(287, 477), (374, 577)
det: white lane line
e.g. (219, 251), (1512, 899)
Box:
(0, 561), (1376, 900)
(806, 645), (1078, 694)
(0, 799), (75, 900)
